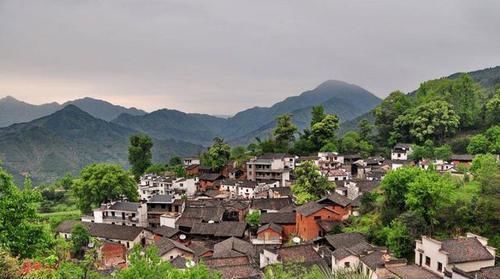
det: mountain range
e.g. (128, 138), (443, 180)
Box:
(0, 80), (380, 183)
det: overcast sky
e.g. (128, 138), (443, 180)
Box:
(1, 0), (500, 114)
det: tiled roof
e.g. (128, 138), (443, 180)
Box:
(260, 212), (296, 224)
(387, 265), (441, 279)
(199, 173), (223, 181)
(325, 233), (367, 250)
(351, 180), (380, 193)
(148, 194), (173, 204)
(318, 192), (352, 207)
(257, 223), (282, 234)
(360, 250), (386, 270)
(181, 206), (225, 222)
(332, 247), (352, 261)
(55, 220), (79, 233)
(188, 241), (213, 258)
(316, 220), (341, 233)
(251, 198), (293, 211)
(452, 266), (500, 279)
(394, 143), (412, 150)
(59, 222), (145, 241)
(155, 237), (193, 256)
(295, 202), (326, 216)
(213, 237), (255, 258)
(190, 222), (247, 238)
(211, 264), (262, 279)
(108, 201), (140, 212)
(150, 226), (179, 238)
(170, 255), (187, 269)
(258, 153), (292, 160)
(276, 244), (322, 263)
(441, 237), (494, 263)
(271, 187), (292, 196)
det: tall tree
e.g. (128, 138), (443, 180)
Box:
(273, 114), (298, 152)
(310, 105), (326, 126)
(310, 114), (339, 150)
(373, 91), (411, 146)
(71, 224), (90, 258)
(292, 161), (333, 205)
(202, 137), (231, 172)
(0, 167), (53, 258)
(358, 119), (374, 142)
(72, 163), (138, 213)
(128, 134), (153, 180)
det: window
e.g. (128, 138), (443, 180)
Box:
(425, 256), (431, 266)
(437, 262), (443, 272)
(344, 262), (350, 268)
(398, 153), (401, 158)
(314, 216), (321, 220)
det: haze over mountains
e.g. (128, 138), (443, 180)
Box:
(0, 80), (380, 183)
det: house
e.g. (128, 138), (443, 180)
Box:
(415, 233), (496, 278)
(326, 232), (376, 270)
(246, 153), (295, 186)
(83, 201), (148, 227)
(198, 173), (224, 192)
(259, 243), (327, 269)
(146, 194), (182, 228)
(251, 198), (293, 213)
(138, 174), (174, 201)
(323, 169), (351, 181)
(204, 255), (261, 279)
(260, 212), (296, 240)
(185, 164), (200, 176)
(391, 143), (413, 161)
(386, 265), (442, 279)
(100, 242), (127, 268)
(56, 221), (152, 249)
(451, 154), (475, 167)
(451, 266), (500, 279)
(358, 250), (407, 279)
(189, 222), (247, 239)
(188, 240), (214, 259)
(150, 226), (180, 240)
(222, 160), (246, 180)
(154, 237), (194, 261)
(419, 159), (454, 172)
(213, 237), (255, 259)
(183, 157), (200, 167)
(296, 194), (351, 241)
(217, 179), (261, 199)
(268, 187), (292, 199)
(252, 223), (283, 245)
(171, 177), (198, 197)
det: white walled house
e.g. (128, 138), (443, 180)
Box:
(391, 143), (413, 161)
(84, 201), (148, 227)
(247, 153), (295, 186)
(415, 233), (496, 278)
(171, 177), (198, 197)
(138, 174), (174, 201)
(183, 157), (200, 167)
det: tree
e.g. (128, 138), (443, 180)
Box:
(405, 171), (455, 232)
(384, 220), (413, 258)
(0, 167), (53, 258)
(373, 91), (411, 146)
(486, 86), (500, 125)
(128, 134), (153, 180)
(72, 163), (138, 213)
(145, 164), (167, 175)
(245, 211), (261, 227)
(273, 114), (298, 152)
(380, 167), (423, 224)
(433, 144), (452, 160)
(468, 126), (500, 155)
(340, 132), (373, 157)
(311, 106), (326, 126)
(467, 134), (489, 154)
(392, 100), (460, 144)
(292, 161), (333, 205)
(116, 246), (219, 279)
(358, 119), (374, 143)
(71, 224), (90, 258)
(311, 114), (339, 149)
(168, 156), (183, 166)
(201, 137), (231, 172)
(230, 146), (251, 167)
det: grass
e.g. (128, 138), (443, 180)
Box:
(39, 209), (81, 230)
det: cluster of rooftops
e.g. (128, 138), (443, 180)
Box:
(55, 148), (495, 278)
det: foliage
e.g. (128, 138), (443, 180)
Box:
(311, 114), (339, 149)
(245, 211), (261, 227)
(485, 86), (500, 125)
(116, 246), (220, 279)
(0, 248), (20, 279)
(292, 161), (333, 205)
(273, 114), (298, 152)
(384, 220), (413, 258)
(168, 156), (183, 166)
(264, 263), (369, 279)
(145, 164), (167, 175)
(128, 134), (154, 180)
(467, 125), (500, 154)
(230, 146), (252, 167)
(72, 163), (138, 214)
(0, 167), (54, 258)
(71, 224), (90, 258)
(358, 119), (374, 143)
(339, 132), (373, 157)
(373, 91), (411, 146)
(201, 137), (231, 172)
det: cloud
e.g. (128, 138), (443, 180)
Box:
(1, 0), (499, 114)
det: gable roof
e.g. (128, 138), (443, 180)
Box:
(257, 223), (283, 235)
(318, 192), (352, 207)
(360, 250), (386, 270)
(271, 187), (292, 196)
(150, 226), (180, 238)
(295, 202), (326, 216)
(325, 233), (367, 250)
(275, 244), (322, 263)
(188, 241), (213, 258)
(190, 222), (247, 238)
(56, 222), (145, 241)
(441, 237), (494, 264)
(199, 173), (224, 181)
(387, 265), (441, 279)
(148, 194), (173, 204)
(213, 237), (255, 258)
(155, 237), (193, 256)
(181, 206), (225, 222)
(251, 198), (292, 211)
(260, 212), (296, 224)
(108, 201), (140, 212)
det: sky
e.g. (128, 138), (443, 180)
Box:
(1, 0), (500, 115)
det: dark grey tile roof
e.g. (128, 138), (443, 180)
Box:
(251, 198), (293, 211)
(351, 180), (380, 193)
(170, 255), (187, 269)
(189, 241), (213, 257)
(258, 153), (292, 160)
(148, 194), (173, 204)
(108, 201), (140, 212)
(199, 173), (223, 181)
(276, 243), (322, 264)
(56, 222), (145, 241)
(155, 237), (193, 256)
(295, 202), (326, 216)
(213, 237), (255, 258)
(441, 237), (494, 264)
(318, 192), (352, 207)
(387, 265), (441, 279)
(394, 143), (412, 150)
(325, 233), (367, 250)
(271, 187), (292, 196)
(150, 226), (180, 238)
(257, 223), (283, 234)
(360, 250), (385, 270)
(453, 266), (500, 279)
(332, 247), (352, 260)
(190, 222), (247, 238)
(181, 206), (225, 222)
(260, 212), (296, 224)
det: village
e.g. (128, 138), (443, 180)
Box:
(54, 146), (498, 279)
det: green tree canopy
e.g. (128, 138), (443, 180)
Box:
(145, 164), (167, 175)
(311, 105), (326, 126)
(0, 167), (53, 258)
(71, 224), (90, 258)
(128, 134), (154, 180)
(72, 163), (138, 213)
(201, 137), (231, 172)
(311, 114), (339, 149)
(292, 161), (333, 205)
(168, 156), (183, 166)
(373, 91), (411, 146)
(467, 126), (500, 155)
(273, 114), (298, 152)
